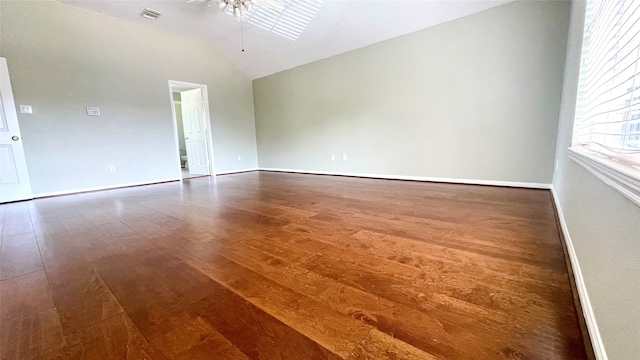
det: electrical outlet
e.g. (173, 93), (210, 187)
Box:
(238, 156), (242, 161)
(109, 165), (116, 173)
(331, 154), (335, 161)
(342, 154), (347, 161)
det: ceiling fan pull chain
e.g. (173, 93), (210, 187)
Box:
(241, 18), (245, 52)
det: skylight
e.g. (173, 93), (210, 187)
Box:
(225, 0), (324, 41)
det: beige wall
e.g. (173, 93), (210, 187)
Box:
(253, 1), (570, 185)
(553, 1), (640, 359)
(0, 1), (258, 195)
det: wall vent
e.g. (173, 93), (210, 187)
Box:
(140, 8), (161, 20)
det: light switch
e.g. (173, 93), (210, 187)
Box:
(19, 105), (32, 114)
(86, 107), (100, 116)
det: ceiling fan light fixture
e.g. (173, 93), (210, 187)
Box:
(218, 0), (254, 18)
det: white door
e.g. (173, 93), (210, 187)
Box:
(180, 88), (209, 176)
(0, 58), (32, 203)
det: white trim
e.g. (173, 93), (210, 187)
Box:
(258, 168), (551, 189)
(216, 168), (258, 176)
(32, 178), (180, 198)
(568, 147), (640, 207)
(550, 186), (608, 360)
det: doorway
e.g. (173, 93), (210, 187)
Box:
(168, 81), (215, 180)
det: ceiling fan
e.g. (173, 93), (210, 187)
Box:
(185, 0), (298, 51)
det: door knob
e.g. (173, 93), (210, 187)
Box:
(11, 135), (19, 141)
(185, 137), (189, 140)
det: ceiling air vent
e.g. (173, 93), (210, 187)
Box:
(140, 8), (161, 20)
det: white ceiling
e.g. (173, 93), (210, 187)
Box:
(62, 0), (514, 79)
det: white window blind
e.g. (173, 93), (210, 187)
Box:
(570, 0), (640, 205)
(224, 0), (323, 41)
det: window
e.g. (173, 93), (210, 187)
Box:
(570, 0), (640, 206)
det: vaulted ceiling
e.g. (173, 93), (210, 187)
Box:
(62, 0), (513, 79)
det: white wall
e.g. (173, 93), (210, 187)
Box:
(253, 1), (570, 185)
(0, 1), (258, 195)
(553, 1), (640, 359)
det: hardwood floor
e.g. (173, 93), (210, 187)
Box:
(0, 171), (589, 359)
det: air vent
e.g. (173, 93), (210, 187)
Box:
(140, 8), (161, 20)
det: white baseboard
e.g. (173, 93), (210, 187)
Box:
(258, 168), (551, 189)
(551, 186), (608, 360)
(215, 168), (259, 176)
(32, 178), (180, 198)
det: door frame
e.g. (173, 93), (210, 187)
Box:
(167, 80), (215, 179)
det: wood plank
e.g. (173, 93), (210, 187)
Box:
(349, 230), (572, 302)
(92, 254), (187, 340)
(226, 234), (583, 359)
(184, 253), (373, 358)
(309, 210), (567, 270)
(134, 250), (220, 306)
(214, 239), (503, 359)
(0, 232), (43, 280)
(230, 198), (319, 219)
(234, 227), (575, 321)
(346, 329), (441, 360)
(148, 315), (249, 360)
(29, 212), (67, 236)
(299, 246), (579, 340)
(0, 308), (83, 360)
(0, 205), (6, 237)
(282, 221), (565, 288)
(186, 281), (343, 360)
(1, 202), (34, 237)
(75, 313), (166, 359)
(0, 270), (54, 321)
(47, 266), (124, 335)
